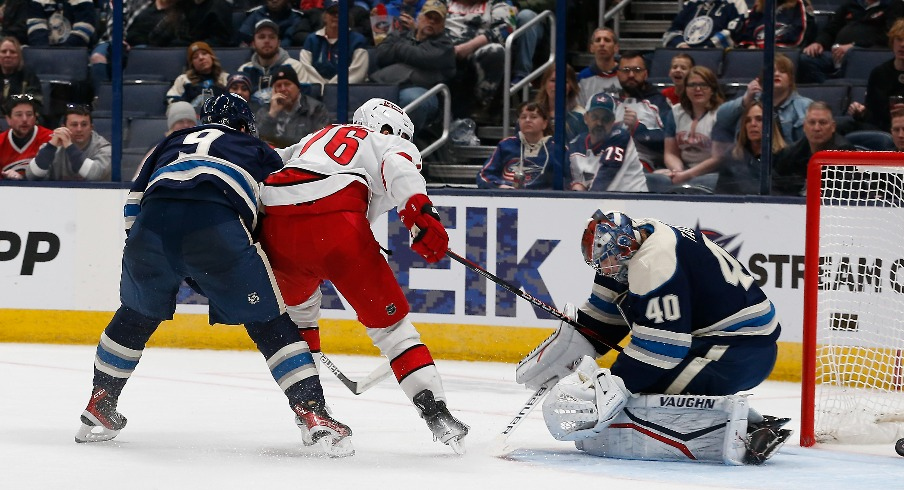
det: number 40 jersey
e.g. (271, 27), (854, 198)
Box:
(261, 123), (427, 223)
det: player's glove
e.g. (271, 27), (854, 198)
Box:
(398, 194), (447, 263)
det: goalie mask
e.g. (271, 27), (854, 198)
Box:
(581, 210), (641, 284)
(353, 98), (415, 140)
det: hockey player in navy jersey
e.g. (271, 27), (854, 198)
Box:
(74, 94), (354, 457)
(568, 92), (648, 192)
(517, 211), (791, 464)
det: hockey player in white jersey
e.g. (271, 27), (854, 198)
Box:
(516, 210), (791, 464)
(259, 98), (469, 453)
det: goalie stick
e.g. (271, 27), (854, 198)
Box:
(486, 385), (549, 457)
(445, 250), (623, 353)
(319, 353), (393, 395)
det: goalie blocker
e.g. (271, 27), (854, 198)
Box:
(542, 357), (791, 465)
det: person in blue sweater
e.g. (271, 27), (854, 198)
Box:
(477, 101), (561, 189)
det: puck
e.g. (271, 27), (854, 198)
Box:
(896, 438), (904, 457)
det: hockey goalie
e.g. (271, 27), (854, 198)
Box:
(516, 210), (792, 465)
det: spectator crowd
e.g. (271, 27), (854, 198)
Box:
(0, 0), (898, 194)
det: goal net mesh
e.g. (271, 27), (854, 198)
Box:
(812, 164), (904, 443)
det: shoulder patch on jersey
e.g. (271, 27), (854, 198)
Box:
(626, 219), (678, 296)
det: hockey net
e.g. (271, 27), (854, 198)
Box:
(800, 151), (904, 446)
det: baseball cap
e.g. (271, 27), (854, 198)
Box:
(420, 0), (447, 17)
(254, 19), (279, 35)
(585, 92), (619, 114)
(323, 0), (339, 11)
(271, 67), (300, 87)
(226, 73), (252, 93)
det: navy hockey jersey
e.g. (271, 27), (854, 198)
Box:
(126, 124), (283, 233)
(576, 218), (780, 393)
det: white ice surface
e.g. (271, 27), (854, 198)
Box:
(2, 343), (902, 489)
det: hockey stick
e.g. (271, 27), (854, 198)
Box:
(319, 352), (393, 395)
(486, 385), (549, 457)
(445, 250), (623, 353)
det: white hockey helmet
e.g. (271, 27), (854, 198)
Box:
(352, 98), (415, 140)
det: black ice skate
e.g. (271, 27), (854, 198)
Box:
(292, 400), (354, 458)
(413, 389), (469, 455)
(75, 387), (127, 443)
(744, 425), (793, 465)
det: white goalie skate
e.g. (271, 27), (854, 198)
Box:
(75, 387), (127, 443)
(292, 401), (354, 458)
(413, 389), (469, 455)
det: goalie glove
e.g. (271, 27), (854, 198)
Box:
(398, 194), (448, 263)
(542, 361), (631, 441)
(515, 303), (597, 390)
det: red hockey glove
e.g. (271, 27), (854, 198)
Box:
(398, 194), (448, 263)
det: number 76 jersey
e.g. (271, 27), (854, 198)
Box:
(262, 124), (427, 223)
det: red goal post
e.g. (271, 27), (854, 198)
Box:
(800, 151), (904, 447)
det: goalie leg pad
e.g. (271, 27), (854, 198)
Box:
(516, 303), (597, 390)
(575, 394), (750, 465)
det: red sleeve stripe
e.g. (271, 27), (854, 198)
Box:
(397, 152), (413, 162)
(389, 344), (435, 382)
(265, 167), (325, 186)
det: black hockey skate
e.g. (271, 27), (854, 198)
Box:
(413, 389), (469, 455)
(292, 400), (354, 458)
(744, 417), (792, 465)
(75, 387), (127, 443)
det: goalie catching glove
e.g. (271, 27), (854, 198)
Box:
(542, 356), (632, 441)
(515, 303), (598, 390)
(399, 194), (447, 263)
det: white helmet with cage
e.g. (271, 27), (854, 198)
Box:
(352, 98), (415, 140)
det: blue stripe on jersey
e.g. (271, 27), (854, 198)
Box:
(722, 306), (776, 333)
(629, 334), (689, 361)
(270, 352), (315, 382)
(152, 160), (256, 203)
(95, 345), (141, 371)
(588, 294), (622, 316)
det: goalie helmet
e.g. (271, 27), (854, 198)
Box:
(581, 210), (642, 284)
(200, 93), (258, 138)
(352, 98), (414, 140)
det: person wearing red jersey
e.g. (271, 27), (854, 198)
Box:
(259, 98), (469, 454)
(0, 94), (51, 179)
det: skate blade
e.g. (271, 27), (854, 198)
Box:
(75, 423), (120, 443)
(317, 435), (355, 458)
(447, 437), (466, 455)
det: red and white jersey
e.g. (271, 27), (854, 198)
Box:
(0, 126), (52, 176)
(261, 123), (426, 223)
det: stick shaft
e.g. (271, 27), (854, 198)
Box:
(446, 250), (622, 353)
(319, 352), (393, 395)
(487, 385), (549, 456)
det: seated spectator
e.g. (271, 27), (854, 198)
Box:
(577, 27), (620, 107)
(3, 0), (30, 46)
(298, 0), (369, 86)
(534, 63), (586, 143)
(728, 0), (811, 49)
(239, 0), (314, 48)
(568, 92), (648, 193)
(773, 101), (855, 195)
(0, 37), (43, 110)
(226, 73), (255, 107)
(893, 108), (904, 150)
(445, 0), (515, 120)
(126, 0), (173, 47)
(660, 52), (694, 106)
(26, 104), (110, 181)
(255, 67), (329, 147)
(372, 0), (454, 135)
(714, 54), (812, 146)
(614, 51), (672, 170)
(90, 0), (173, 89)
(0, 94), (52, 180)
(476, 101), (561, 189)
(384, 0), (427, 32)
(798, 0), (903, 84)
(846, 18), (904, 133)
(715, 101), (787, 195)
(653, 66), (727, 192)
(662, 0), (747, 48)
(166, 42), (230, 109)
(132, 100), (199, 180)
(26, 0), (96, 47)
(147, 0), (233, 47)
(238, 19), (306, 107)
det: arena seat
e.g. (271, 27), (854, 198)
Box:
(23, 47), (89, 82)
(322, 83), (401, 121)
(94, 82), (171, 118)
(797, 84), (850, 117)
(648, 48), (723, 85)
(215, 47), (254, 74)
(125, 117), (168, 150)
(720, 49), (801, 85)
(837, 48), (892, 84)
(124, 48), (186, 82)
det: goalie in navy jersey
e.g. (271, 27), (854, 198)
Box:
(517, 210), (791, 464)
(74, 94), (353, 457)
